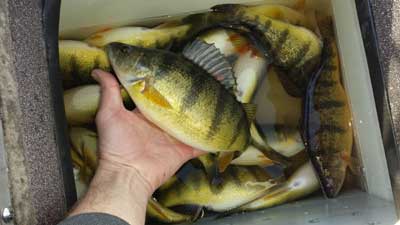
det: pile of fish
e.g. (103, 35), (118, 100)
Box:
(61, 2), (356, 223)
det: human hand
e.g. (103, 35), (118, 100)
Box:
(92, 69), (203, 194)
(68, 69), (203, 225)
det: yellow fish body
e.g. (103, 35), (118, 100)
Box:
(303, 17), (353, 198)
(157, 162), (279, 212)
(240, 161), (319, 211)
(86, 25), (191, 48)
(107, 43), (251, 153)
(181, 4), (322, 70)
(59, 40), (110, 88)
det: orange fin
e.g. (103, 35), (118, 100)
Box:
(217, 152), (235, 172)
(142, 82), (172, 109)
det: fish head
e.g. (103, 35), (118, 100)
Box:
(106, 42), (152, 86)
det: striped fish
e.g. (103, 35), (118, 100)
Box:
(240, 161), (319, 211)
(59, 40), (111, 88)
(177, 4), (322, 70)
(157, 161), (280, 212)
(107, 42), (252, 153)
(227, 4), (311, 30)
(85, 25), (191, 48)
(303, 17), (353, 198)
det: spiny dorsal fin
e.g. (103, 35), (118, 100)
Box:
(183, 38), (236, 91)
(242, 103), (257, 123)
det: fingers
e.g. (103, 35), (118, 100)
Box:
(92, 69), (123, 114)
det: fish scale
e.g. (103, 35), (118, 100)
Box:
(229, 9), (320, 69)
(107, 43), (250, 153)
(158, 163), (278, 212)
(303, 17), (353, 198)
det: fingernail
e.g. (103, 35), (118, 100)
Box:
(91, 69), (101, 80)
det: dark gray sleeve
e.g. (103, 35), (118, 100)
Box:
(57, 213), (130, 225)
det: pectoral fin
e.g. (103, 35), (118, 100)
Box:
(141, 82), (173, 109)
(147, 198), (192, 223)
(231, 145), (274, 167)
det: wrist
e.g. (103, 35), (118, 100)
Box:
(69, 160), (152, 225)
(97, 159), (154, 196)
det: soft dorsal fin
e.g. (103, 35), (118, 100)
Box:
(183, 38), (236, 91)
(242, 103), (257, 123)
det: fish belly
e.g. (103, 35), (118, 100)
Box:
(126, 72), (249, 153)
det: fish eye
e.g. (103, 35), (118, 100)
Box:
(121, 45), (130, 54)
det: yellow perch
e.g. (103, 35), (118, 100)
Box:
(86, 25), (191, 48)
(157, 162), (280, 212)
(303, 17), (353, 198)
(107, 42), (253, 153)
(240, 161), (319, 211)
(59, 40), (110, 88)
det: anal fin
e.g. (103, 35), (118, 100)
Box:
(217, 152), (235, 173)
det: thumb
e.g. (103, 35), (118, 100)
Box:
(92, 69), (123, 114)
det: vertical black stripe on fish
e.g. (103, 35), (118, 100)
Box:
(180, 69), (207, 112)
(69, 55), (81, 84)
(91, 56), (101, 82)
(247, 167), (264, 182)
(323, 63), (337, 72)
(256, 19), (272, 33)
(206, 85), (226, 139)
(227, 114), (247, 148)
(210, 174), (224, 194)
(272, 29), (289, 52)
(320, 147), (344, 155)
(190, 171), (203, 191)
(324, 43), (336, 58)
(317, 79), (337, 88)
(318, 124), (346, 134)
(227, 166), (242, 186)
(161, 53), (180, 70)
(174, 181), (184, 198)
(286, 43), (311, 68)
(316, 100), (345, 110)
